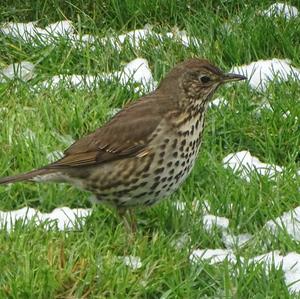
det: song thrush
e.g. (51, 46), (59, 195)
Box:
(0, 58), (246, 229)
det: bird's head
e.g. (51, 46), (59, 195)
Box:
(158, 58), (246, 107)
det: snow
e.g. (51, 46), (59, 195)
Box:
(0, 206), (92, 231)
(0, 20), (201, 50)
(2, 18), (300, 294)
(44, 20), (74, 38)
(249, 251), (284, 270)
(41, 74), (98, 89)
(163, 29), (202, 47)
(172, 199), (210, 214)
(173, 201), (186, 212)
(190, 249), (300, 293)
(100, 27), (202, 50)
(107, 108), (121, 118)
(281, 253), (300, 293)
(209, 97), (229, 108)
(39, 58), (157, 93)
(261, 3), (298, 19)
(117, 58), (157, 92)
(222, 232), (252, 249)
(203, 214), (229, 231)
(190, 248), (237, 264)
(172, 199), (252, 249)
(0, 20), (75, 44)
(249, 251), (300, 293)
(110, 28), (151, 49)
(255, 100), (298, 122)
(187, 203), (300, 294)
(47, 150), (64, 163)
(230, 59), (300, 91)
(0, 61), (35, 82)
(0, 21), (38, 42)
(52, 133), (75, 147)
(171, 233), (191, 250)
(200, 199), (211, 213)
(22, 128), (37, 147)
(121, 255), (142, 270)
(223, 150), (284, 182)
(265, 206), (300, 241)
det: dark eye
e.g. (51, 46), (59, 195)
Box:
(199, 75), (211, 84)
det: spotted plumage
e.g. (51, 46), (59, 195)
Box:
(0, 58), (246, 226)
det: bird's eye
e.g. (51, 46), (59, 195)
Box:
(199, 75), (211, 84)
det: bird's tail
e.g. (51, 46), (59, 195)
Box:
(0, 168), (54, 185)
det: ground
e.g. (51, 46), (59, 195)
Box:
(0, 1), (300, 298)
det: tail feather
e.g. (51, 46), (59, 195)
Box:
(0, 168), (53, 185)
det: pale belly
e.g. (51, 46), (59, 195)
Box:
(79, 115), (205, 208)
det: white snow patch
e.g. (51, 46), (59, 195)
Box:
(249, 251), (300, 294)
(171, 233), (191, 250)
(190, 249), (300, 293)
(47, 150), (64, 163)
(41, 74), (99, 89)
(282, 253), (300, 293)
(203, 214), (229, 231)
(22, 128), (36, 147)
(118, 58), (157, 92)
(162, 29), (202, 48)
(173, 201), (186, 212)
(261, 3), (298, 19)
(209, 97), (229, 108)
(0, 20), (75, 45)
(172, 199), (252, 251)
(76, 34), (96, 44)
(254, 100), (273, 117)
(223, 150), (283, 182)
(44, 20), (74, 38)
(0, 206), (92, 231)
(172, 199), (211, 214)
(249, 250), (284, 272)
(0, 61), (35, 82)
(40, 207), (91, 230)
(39, 58), (156, 93)
(265, 206), (300, 241)
(200, 199), (211, 213)
(121, 255), (142, 270)
(52, 132), (75, 147)
(107, 108), (121, 118)
(189, 248), (237, 265)
(108, 28), (152, 49)
(255, 100), (298, 121)
(230, 59), (300, 91)
(97, 27), (201, 50)
(1, 21), (201, 50)
(259, 100), (273, 112)
(282, 110), (299, 121)
(222, 231), (252, 249)
(0, 21), (38, 42)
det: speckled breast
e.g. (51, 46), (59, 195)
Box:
(84, 111), (205, 208)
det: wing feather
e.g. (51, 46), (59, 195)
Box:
(49, 95), (175, 168)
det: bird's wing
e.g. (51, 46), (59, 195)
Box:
(49, 95), (174, 168)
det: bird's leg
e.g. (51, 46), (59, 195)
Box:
(128, 209), (137, 233)
(117, 207), (137, 235)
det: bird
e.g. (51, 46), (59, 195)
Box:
(0, 58), (246, 231)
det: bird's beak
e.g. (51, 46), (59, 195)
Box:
(222, 73), (247, 82)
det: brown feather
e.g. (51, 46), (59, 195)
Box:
(44, 59), (221, 169)
(0, 168), (54, 184)
(49, 95), (178, 168)
(0, 58), (233, 187)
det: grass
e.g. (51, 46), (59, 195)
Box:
(0, 0), (300, 298)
